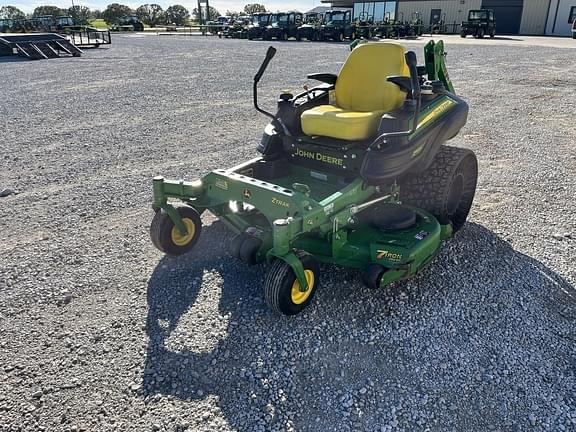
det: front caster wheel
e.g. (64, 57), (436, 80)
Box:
(362, 263), (386, 289)
(150, 206), (202, 256)
(230, 232), (262, 265)
(264, 252), (319, 315)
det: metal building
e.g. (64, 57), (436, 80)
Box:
(325, 0), (574, 36)
(546, 0), (576, 36)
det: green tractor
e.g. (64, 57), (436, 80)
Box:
(460, 9), (496, 38)
(431, 12), (447, 34)
(53, 16), (93, 33)
(112, 15), (144, 32)
(0, 19), (13, 32)
(374, 14), (398, 39)
(35, 15), (55, 30)
(408, 12), (424, 37)
(222, 16), (251, 38)
(321, 10), (356, 41)
(208, 16), (230, 35)
(150, 40), (477, 315)
(354, 12), (374, 39)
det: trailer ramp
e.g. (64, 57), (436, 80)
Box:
(0, 33), (82, 60)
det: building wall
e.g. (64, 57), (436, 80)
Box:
(347, 0), (573, 36)
(520, 0), (550, 35)
(397, 0), (481, 27)
(546, 0), (575, 36)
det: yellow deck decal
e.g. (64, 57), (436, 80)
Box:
(272, 197), (290, 208)
(416, 98), (457, 131)
(376, 250), (403, 261)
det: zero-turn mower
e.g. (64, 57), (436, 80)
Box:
(150, 40), (478, 315)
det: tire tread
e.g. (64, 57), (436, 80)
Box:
(263, 251), (318, 315)
(399, 146), (478, 232)
(149, 205), (202, 256)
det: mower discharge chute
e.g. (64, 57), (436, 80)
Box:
(150, 40), (478, 315)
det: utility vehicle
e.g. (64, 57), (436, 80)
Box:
(460, 9), (495, 38)
(321, 10), (356, 41)
(265, 12), (302, 41)
(248, 12), (271, 40)
(296, 12), (323, 41)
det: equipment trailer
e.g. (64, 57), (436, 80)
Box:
(0, 33), (82, 60)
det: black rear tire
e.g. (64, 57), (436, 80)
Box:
(399, 146), (478, 232)
(264, 252), (319, 315)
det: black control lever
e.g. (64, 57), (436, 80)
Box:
(254, 46), (276, 83)
(367, 50), (422, 149)
(253, 46), (277, 121)
(252, 46), (291, 136)
(405, 51), (420, 101)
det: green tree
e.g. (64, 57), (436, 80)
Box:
(165, 5), (189, 25)
(192, 6), (220, 22)
(68, 5), (90, 24)
(90, 9), (103, 20)
(0, 5), (25, 20)
(136, 4), (164, 26)
(33, 5), (65, 17)
(243, 4), (266, 15)
(102, 3), (133, 24)
(225, 10), (240, 18)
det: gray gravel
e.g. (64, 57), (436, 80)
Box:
(0, 34), (575, 431)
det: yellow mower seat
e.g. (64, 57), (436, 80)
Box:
(301, 42), (410, 141)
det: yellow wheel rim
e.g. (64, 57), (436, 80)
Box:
(170, 218), (196, 246)
(290, 270), (315, 305)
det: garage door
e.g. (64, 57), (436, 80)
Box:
(481, 0), (524, 34)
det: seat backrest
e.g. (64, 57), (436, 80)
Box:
(335, 42), (410, 113)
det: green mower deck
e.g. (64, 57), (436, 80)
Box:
(152, 156), (452, 302)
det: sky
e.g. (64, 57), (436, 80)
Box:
(8, 0), (325, 14)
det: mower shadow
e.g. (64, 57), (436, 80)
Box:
(488, 36), (524, 41)
(142, 221), (575, 431)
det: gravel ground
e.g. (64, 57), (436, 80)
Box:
(0, 34), (575, 432)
